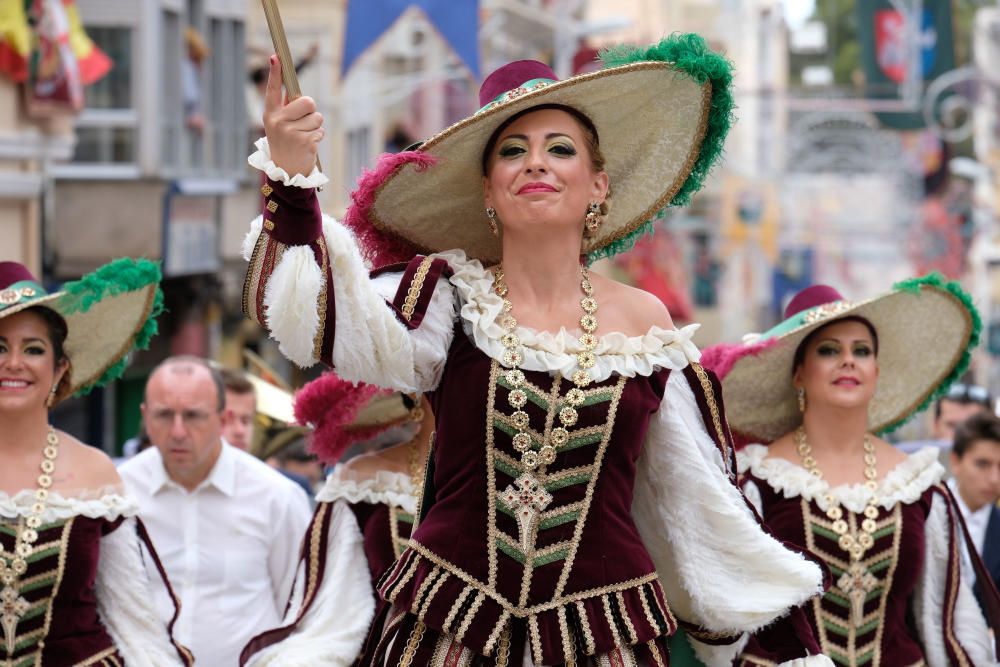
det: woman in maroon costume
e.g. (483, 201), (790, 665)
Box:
(0, 259), (190, 666)
(242, 37), (834, 667)
(704, 281), (997, 666)
(241, 379), (433, 667)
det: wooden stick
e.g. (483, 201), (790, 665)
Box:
(260, 0), (322, 173)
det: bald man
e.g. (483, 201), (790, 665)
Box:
(119, 356), (310, 666)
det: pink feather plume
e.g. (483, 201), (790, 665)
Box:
(699, 338), (779, 380)
(293, 372), (388, 465)
(342, 150), (438, 267)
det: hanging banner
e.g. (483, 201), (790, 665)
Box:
(856, 0), (955, 130)
(342, 0), (479, 77)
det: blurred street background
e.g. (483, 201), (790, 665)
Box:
(2, 0), (999, 452)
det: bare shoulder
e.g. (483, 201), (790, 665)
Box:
(872, 437), (909, 469)
(590, 273), (674, 335)
(342, 448), (407, 477)
(764, 432), (798, 463)
(56, 431), (122, 490)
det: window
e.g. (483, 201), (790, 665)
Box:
(69, 26), (137, 167)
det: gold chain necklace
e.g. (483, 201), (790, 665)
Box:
(0, 425), (59, 655)
(795, 426), (880, 623)
(493, 264), (597, 549)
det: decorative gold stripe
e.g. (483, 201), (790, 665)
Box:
(616, 590), (638, 643)
(454, 591), (485, 644)
(311, 235), (329, 361)
(397, 620), (426, 667)
(442, 586), (472, 634)
(401, 256), (435, 321)
(689, 362), (730, 470)
(577, 600), (597, 655)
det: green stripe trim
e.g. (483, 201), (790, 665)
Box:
(810, 523), (841, 543)
(496, 537), (526, 564)
(823, 618), (850, 638)
(533, 547), (570, 567)
(857, 617), (880, 635)
(396, 512), (414, 525)
(19, 576), (56, 594)
(824, 590), (851, 609)
(494, 457), (521, 480)
(561, 432), (603, 452)
(544, 472), (592, 492)
(539, 509), (581, 530)
(576, 390), (615, 408)
(872, 524), (896, 541)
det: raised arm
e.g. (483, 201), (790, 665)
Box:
(242, 58), (454, 392)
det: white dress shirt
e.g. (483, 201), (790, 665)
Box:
(120, 442), (312, 667)
(948, 478), (992, 586)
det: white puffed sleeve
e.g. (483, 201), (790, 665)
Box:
(244, 500), (374, 667)
(914, 491), (997, 667)
(243, 138), (456, 390)
(633, 371), (831, 667)
(95, 517), (190, 666)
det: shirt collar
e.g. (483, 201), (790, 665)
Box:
(149, 441), (236, 497)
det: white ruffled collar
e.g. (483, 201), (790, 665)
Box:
(0, 486), (138, 522)
(315, 467), (417, 514)
(738, 444), (943, 513)
(435, 249), (701, 382)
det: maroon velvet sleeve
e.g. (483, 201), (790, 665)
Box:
(261, 177), (323, 246)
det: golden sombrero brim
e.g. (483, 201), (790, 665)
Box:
(370, 62), (712, 265)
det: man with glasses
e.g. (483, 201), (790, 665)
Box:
(120, 356), (311, 666)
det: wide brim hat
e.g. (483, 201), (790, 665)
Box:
(343, 35), (734, 266)
(701, 274), (981, 443)
(293, 372), (415, 465)
(0, 259), (163, 399)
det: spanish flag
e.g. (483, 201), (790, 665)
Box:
(0, 0), (111, 84)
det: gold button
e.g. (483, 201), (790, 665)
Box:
(266, 200), (279, 213)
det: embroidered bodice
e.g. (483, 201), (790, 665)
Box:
(379, 315), (695, 664)
(0, 489), (135, 666)
(737, 446), (983, 667)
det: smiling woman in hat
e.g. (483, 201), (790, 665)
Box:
(702, 276), (997, 666)
(242, 36), (833, 666)
(0, 259), (191, 665)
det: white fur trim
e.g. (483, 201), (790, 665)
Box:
(780, 657), (836, 666)
(264, 242), (324, 368)
(915, 493), (997, 667)
(95, 517), (187, 666)
(440, 249), (701, 382)
(633, 373), (825, 634)
(315, 467), (417, 514)
(243, 214), (264, 261)
(249, 137), (329, 189)
(0, 488), (137, 522)
(327, 222), (455, 392)
(738, 444), (944, 513)
(244, 501), (374, 667)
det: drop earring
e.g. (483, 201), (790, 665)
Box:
(584, 202), (602, 236)
(797, 387), (806, 413)
(485, 207), (499, 236)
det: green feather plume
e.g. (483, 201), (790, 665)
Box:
(59, 258), (165, 395)
(588, 33), (735, 263)
(878, 272), (982, 434)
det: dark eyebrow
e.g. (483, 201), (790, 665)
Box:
(817, 338), (871, 345)
(498, 132), (575, 142)
(0, 336), (46, 344)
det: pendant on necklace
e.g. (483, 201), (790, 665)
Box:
(500, 473), (553, 550)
